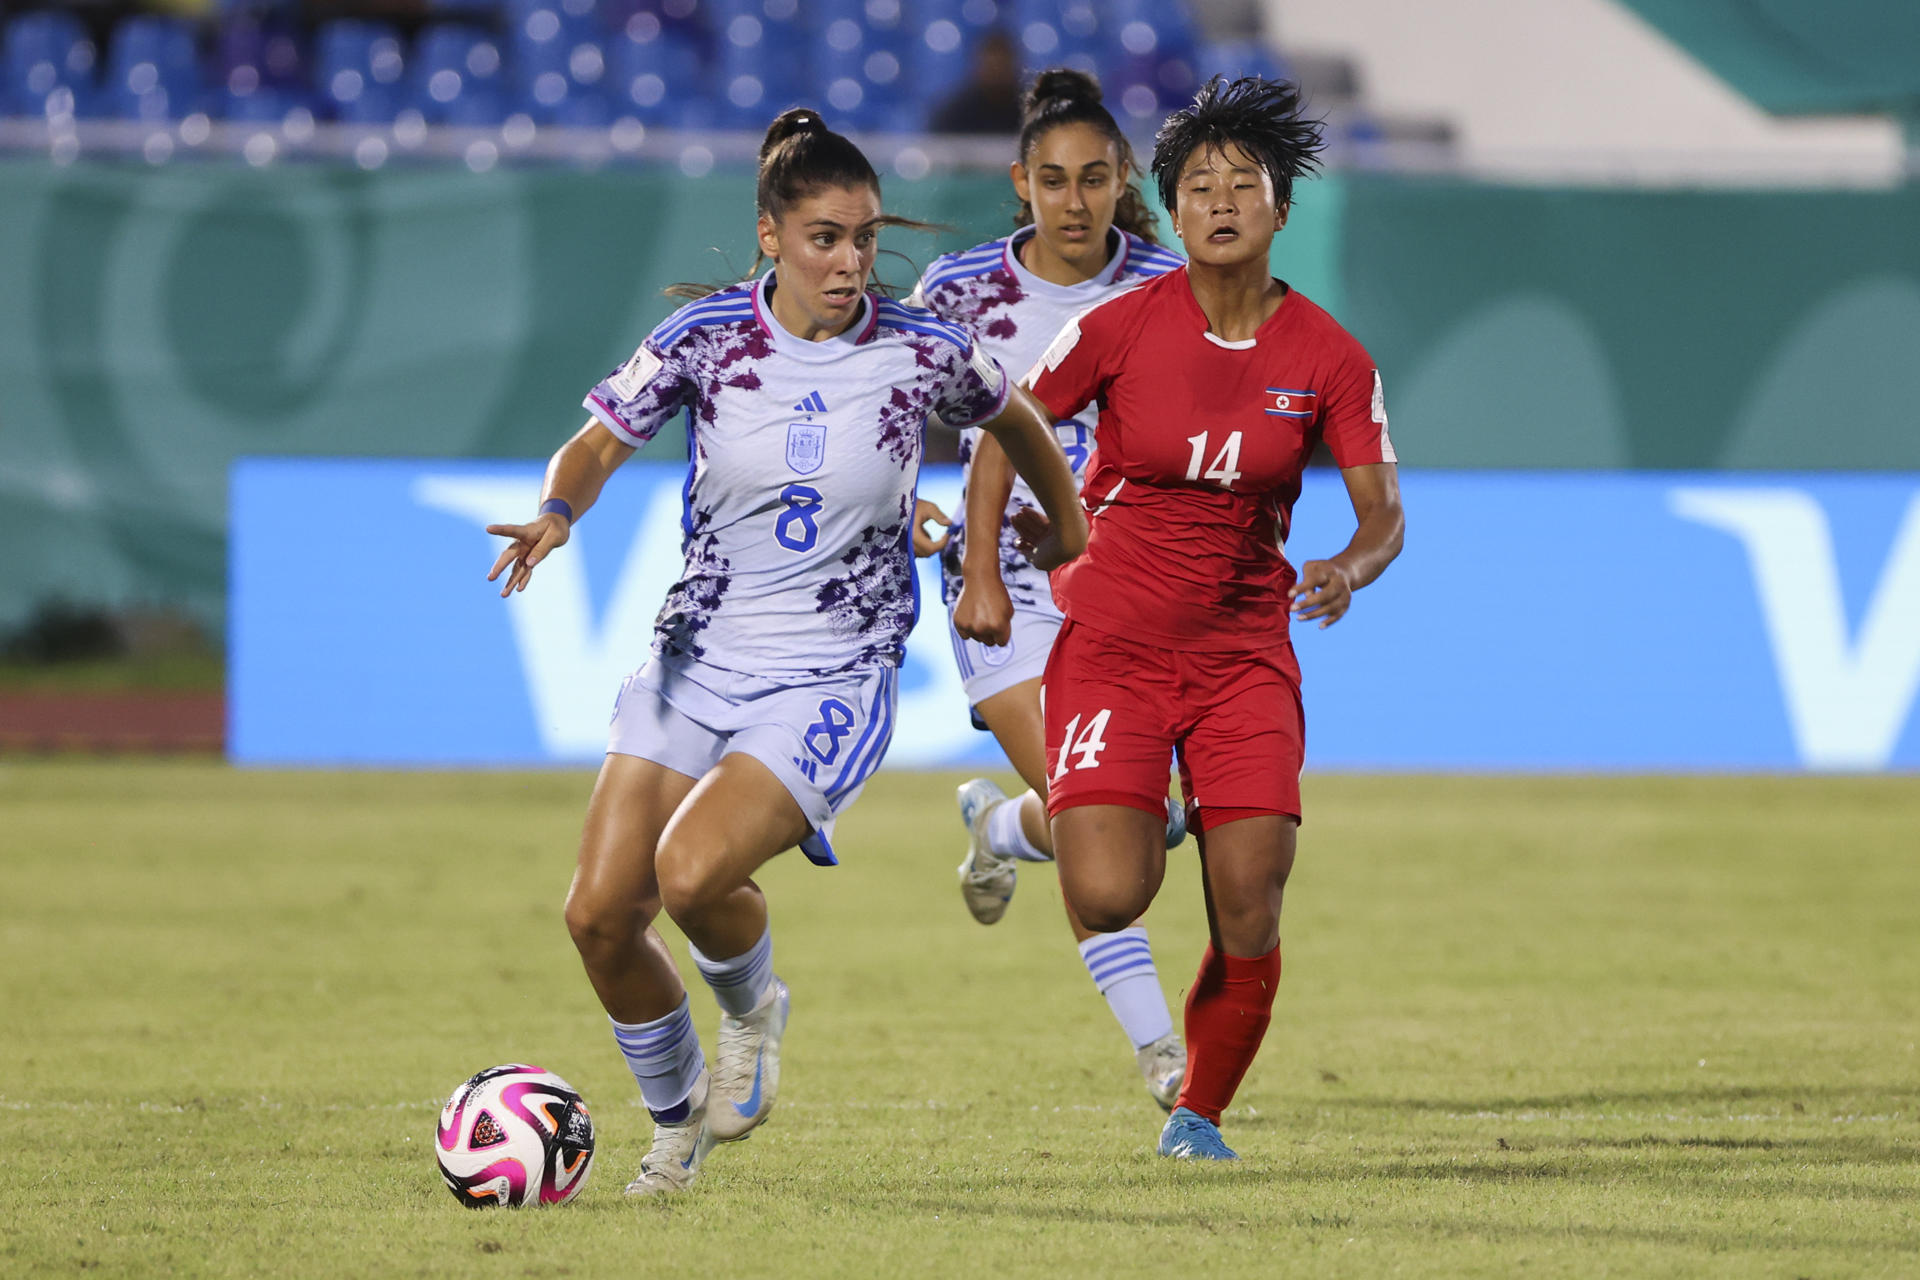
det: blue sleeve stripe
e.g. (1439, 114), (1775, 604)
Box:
(925, 261), (1005, 292)
(1132, 251), (1186, 276)
(653, 308), (752, 348)
(654, 303), (754, 347)
(650, 291), (755, 345)
(875, 303), (971, 348)
(923, 242), (1007, 289)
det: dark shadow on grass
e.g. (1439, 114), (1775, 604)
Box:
(1311, 1082), (1920, 1116)
(1364, 1154), (1920, 1201)
(1395, 1214), (1920, 1257)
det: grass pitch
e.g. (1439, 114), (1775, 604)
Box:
(2, 764), (1916, 1278)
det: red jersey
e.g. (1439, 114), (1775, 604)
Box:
(1027, 269), (1395, 651)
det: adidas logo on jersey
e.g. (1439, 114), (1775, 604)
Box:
(792, 391), (827, 415)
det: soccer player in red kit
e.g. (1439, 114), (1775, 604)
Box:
(999, 75), (1405, 1159)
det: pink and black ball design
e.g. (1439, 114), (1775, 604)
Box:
(435, 1064), (595, 1208)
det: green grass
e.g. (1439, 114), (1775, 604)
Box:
(2, 764), (1916, 1278)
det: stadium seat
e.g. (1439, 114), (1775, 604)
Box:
(612, 13), (713, 126)
(906, 8), (975, 116)
(4, 10), (97, 118)
(106, 16), (202, 122)
(1193, 37), (1292, 86)
(512, 0), (616, 125)
(220, 85), (304, 123)
(315, 20), (406, 123)
(548, 85), (613, 126)
(710, 0), (805, 102)
(808, 9), (909, 132)
(409, 24), (508, 126)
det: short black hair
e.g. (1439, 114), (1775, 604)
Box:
(1151, 75), (1325, 212)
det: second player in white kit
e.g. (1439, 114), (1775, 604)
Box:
(910, 69), (1194, 1111)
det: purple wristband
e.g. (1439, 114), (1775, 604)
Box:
(539, 498), (575, 523)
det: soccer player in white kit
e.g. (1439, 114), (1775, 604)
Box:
(909, 70), (1192, 1110)
(485, 109), (1087, 1196)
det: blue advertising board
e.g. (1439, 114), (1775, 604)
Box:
(230, 462), (1920, 771)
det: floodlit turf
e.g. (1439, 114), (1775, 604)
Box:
(2, 764), (1916, 1278)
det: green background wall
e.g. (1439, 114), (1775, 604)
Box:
(1, 158), (1914, 629)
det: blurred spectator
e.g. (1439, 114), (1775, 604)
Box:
(929, 27), (1020, 135)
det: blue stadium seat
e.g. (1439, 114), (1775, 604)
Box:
(1193, 37), (1292, 86)
(315, 20), (406, 123)
(906, 7), (975, 114)
(220, 85), (304, 123)
(409, 24), (507, 125)
(106, 16), (202, 121)
(214, 20), (310, 123)
(549, 86), (613, 126)
(808, 9), (909, 132)
(513, 1), (617, 124)
(4, 10), (97, 118)
(611, 13), (711, 126)
(710, 0), (805, 102)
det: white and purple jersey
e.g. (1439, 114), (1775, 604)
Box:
(910, 225), (1183, 614)
(585, 269), (1010, 680)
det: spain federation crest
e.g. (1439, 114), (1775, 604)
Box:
(786, 422), (826, 475)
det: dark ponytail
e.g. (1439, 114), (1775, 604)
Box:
(668, 107), (941, 300)
(1014, 68), (1160, 245)
(756, 107), (880, 222)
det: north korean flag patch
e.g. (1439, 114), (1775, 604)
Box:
(1264, 387), (1316, 419)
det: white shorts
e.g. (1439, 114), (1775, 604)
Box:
(946, 605), (1061, 709)
(607, 654), (899, 866)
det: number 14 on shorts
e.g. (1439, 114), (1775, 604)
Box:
(1053, 708), (1112, 780)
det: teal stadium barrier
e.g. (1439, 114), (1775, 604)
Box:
(2, 160), (1917, 636)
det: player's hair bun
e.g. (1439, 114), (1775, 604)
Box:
(760, 108), (831, 163)
(1024, 67), (1102, 118)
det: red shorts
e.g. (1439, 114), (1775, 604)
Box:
(1041, 618), (1305, 829)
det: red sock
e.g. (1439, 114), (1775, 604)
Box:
(1173, 943), (1282, 1123)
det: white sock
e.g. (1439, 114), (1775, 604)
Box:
(690, 924), (774, 1018)
(1077, 926), (1174, 1049)
(611, 996), (705, 1121)
(987, 792), (1050, 862)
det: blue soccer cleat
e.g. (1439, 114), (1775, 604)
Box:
(1158, 1106), (1239, 1160)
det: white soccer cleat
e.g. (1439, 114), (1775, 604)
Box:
(706, 977), (790, 1142)
(956, 778), (1016, 924)
(623, 1070), (716, 1196)
(1136, 1033), (1188, 1112)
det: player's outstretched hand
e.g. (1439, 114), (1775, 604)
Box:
(911, 498), (951, 556)
(953, 574), (1014, 647)
(1289, 559), (1353, 628)
(485, 512), (570, 597)
(1011, 506), (1077, 572)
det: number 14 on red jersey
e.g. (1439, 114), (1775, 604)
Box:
(1184, 431), (1244, 489)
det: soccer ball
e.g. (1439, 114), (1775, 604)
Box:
(434, 1064), (596, 1208)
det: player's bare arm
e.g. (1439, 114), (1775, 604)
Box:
(1290, 461), (1403, 627)
(975, 384), (1088, 571)
(952, 430), (1018, 645)
(486, 419), (635, 597)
